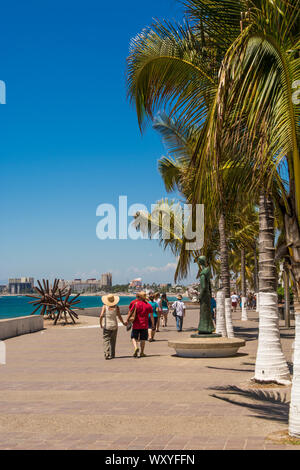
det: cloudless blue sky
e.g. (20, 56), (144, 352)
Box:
(0, 0), (198, 285)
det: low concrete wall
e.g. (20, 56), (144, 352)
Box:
(0, 316), (44, 340)
(76, 306), (129, 317)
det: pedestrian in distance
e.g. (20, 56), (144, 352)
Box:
(172, 294), (186, 332)
(231, 292), (239, 312)
(161, 293), (170, 327)
(211, 295), (217, 328)
(154, 292), (162, 332)
(148, 293), (159, 342)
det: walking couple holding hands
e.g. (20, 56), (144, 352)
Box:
(99, 291), (154, 360)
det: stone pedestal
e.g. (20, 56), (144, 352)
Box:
(168, 337), (246, 358)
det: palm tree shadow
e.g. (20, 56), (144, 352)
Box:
(206, 366), (254, 373)
(209, 385), (289, 423)
(234, 326), (258, 342)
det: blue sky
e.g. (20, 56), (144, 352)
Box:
(0, 0), (198, 285)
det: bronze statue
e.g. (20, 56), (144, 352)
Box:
(194, 256), (215, 335)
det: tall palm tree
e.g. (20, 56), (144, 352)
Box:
(195, 0), (298, 417)
(127, 0), (299, 431)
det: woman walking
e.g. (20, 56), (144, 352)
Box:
(161, 293), (169, 327)
(100, 294), (125, 360)
(148, 294), (159, 342)
(154, 292), (162, 332)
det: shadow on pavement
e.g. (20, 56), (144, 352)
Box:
(206, 366), (254, 373)
(170, 352), (248, 359)
(115, 354), (163, 359)
(234, 326), (258, 342)
(209, 385), (289, 424)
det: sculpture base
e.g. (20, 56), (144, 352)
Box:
(168, 337), (246, 358)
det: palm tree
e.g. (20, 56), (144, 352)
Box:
(127, 0), (299, 429)
(195, 0), (298, 406)
(203, 0), (300, 298)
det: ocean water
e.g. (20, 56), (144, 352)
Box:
(0, 295), (184, 320)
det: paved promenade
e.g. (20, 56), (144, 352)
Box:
(0, 308), (298, 450)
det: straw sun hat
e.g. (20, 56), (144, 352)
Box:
(137, 291), (147, 299)
(102, 294), (120, 307)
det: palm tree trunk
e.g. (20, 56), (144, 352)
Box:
(284, 266), (290, 328)
(285, 214), (300, 436)
(216, 288), (227, 337)
(253, 242), (259, 312)
(218, 212), (234, 337)
(241, 248), (248, 321)
(0, 340), (5, 365)
(254, 192), (290, 384)
(289, 303), (300, 437)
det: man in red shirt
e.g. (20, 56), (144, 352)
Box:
(126, 292), (154, 358)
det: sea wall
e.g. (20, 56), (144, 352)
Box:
(0, 315), (44, 340)
(77, 306), (129, 317)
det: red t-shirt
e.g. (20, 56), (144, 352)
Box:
(129, 300), (153, 330)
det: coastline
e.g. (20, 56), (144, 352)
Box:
(0, 294), (193, 320)
(0, 291), (188, 297)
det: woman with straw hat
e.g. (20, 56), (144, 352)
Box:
(100, 294), (125, 360)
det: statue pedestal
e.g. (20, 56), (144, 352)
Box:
(168, 337), (246, 358)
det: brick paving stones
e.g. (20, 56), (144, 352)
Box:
(0, 308), (298, 450)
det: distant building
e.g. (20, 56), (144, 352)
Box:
(0, 285), (7, 294)
(100, 273), (112, 288)
(8, 277), (34, 294)
(57, 273), (113, 294)
(70, 278), (101, 293)
(129, 278), (143, 291)
(58, 275), (112, 293)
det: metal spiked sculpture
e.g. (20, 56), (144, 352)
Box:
(27, 279), (82, 324)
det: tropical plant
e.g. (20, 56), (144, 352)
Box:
(189, 0), (299, 417)
(127, 0), (300, 433)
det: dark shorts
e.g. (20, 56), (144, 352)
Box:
(148, 316), (158, 329)
(131, 329), (148, 341)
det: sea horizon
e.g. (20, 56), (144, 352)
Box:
(0, 294), (188, 320)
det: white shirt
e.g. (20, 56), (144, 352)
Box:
(172, 300), (186, 317)
(104, 306), (118, 330)
(231, 295), (239, 303)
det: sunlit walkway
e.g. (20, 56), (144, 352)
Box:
(0, 308), (297, 450)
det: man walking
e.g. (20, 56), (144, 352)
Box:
(231, 292), (239, 312)
(172, 295), (186, 332)
(127, 292), (154, 357)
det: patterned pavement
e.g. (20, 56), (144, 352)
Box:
(0, 307), (298, 450)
